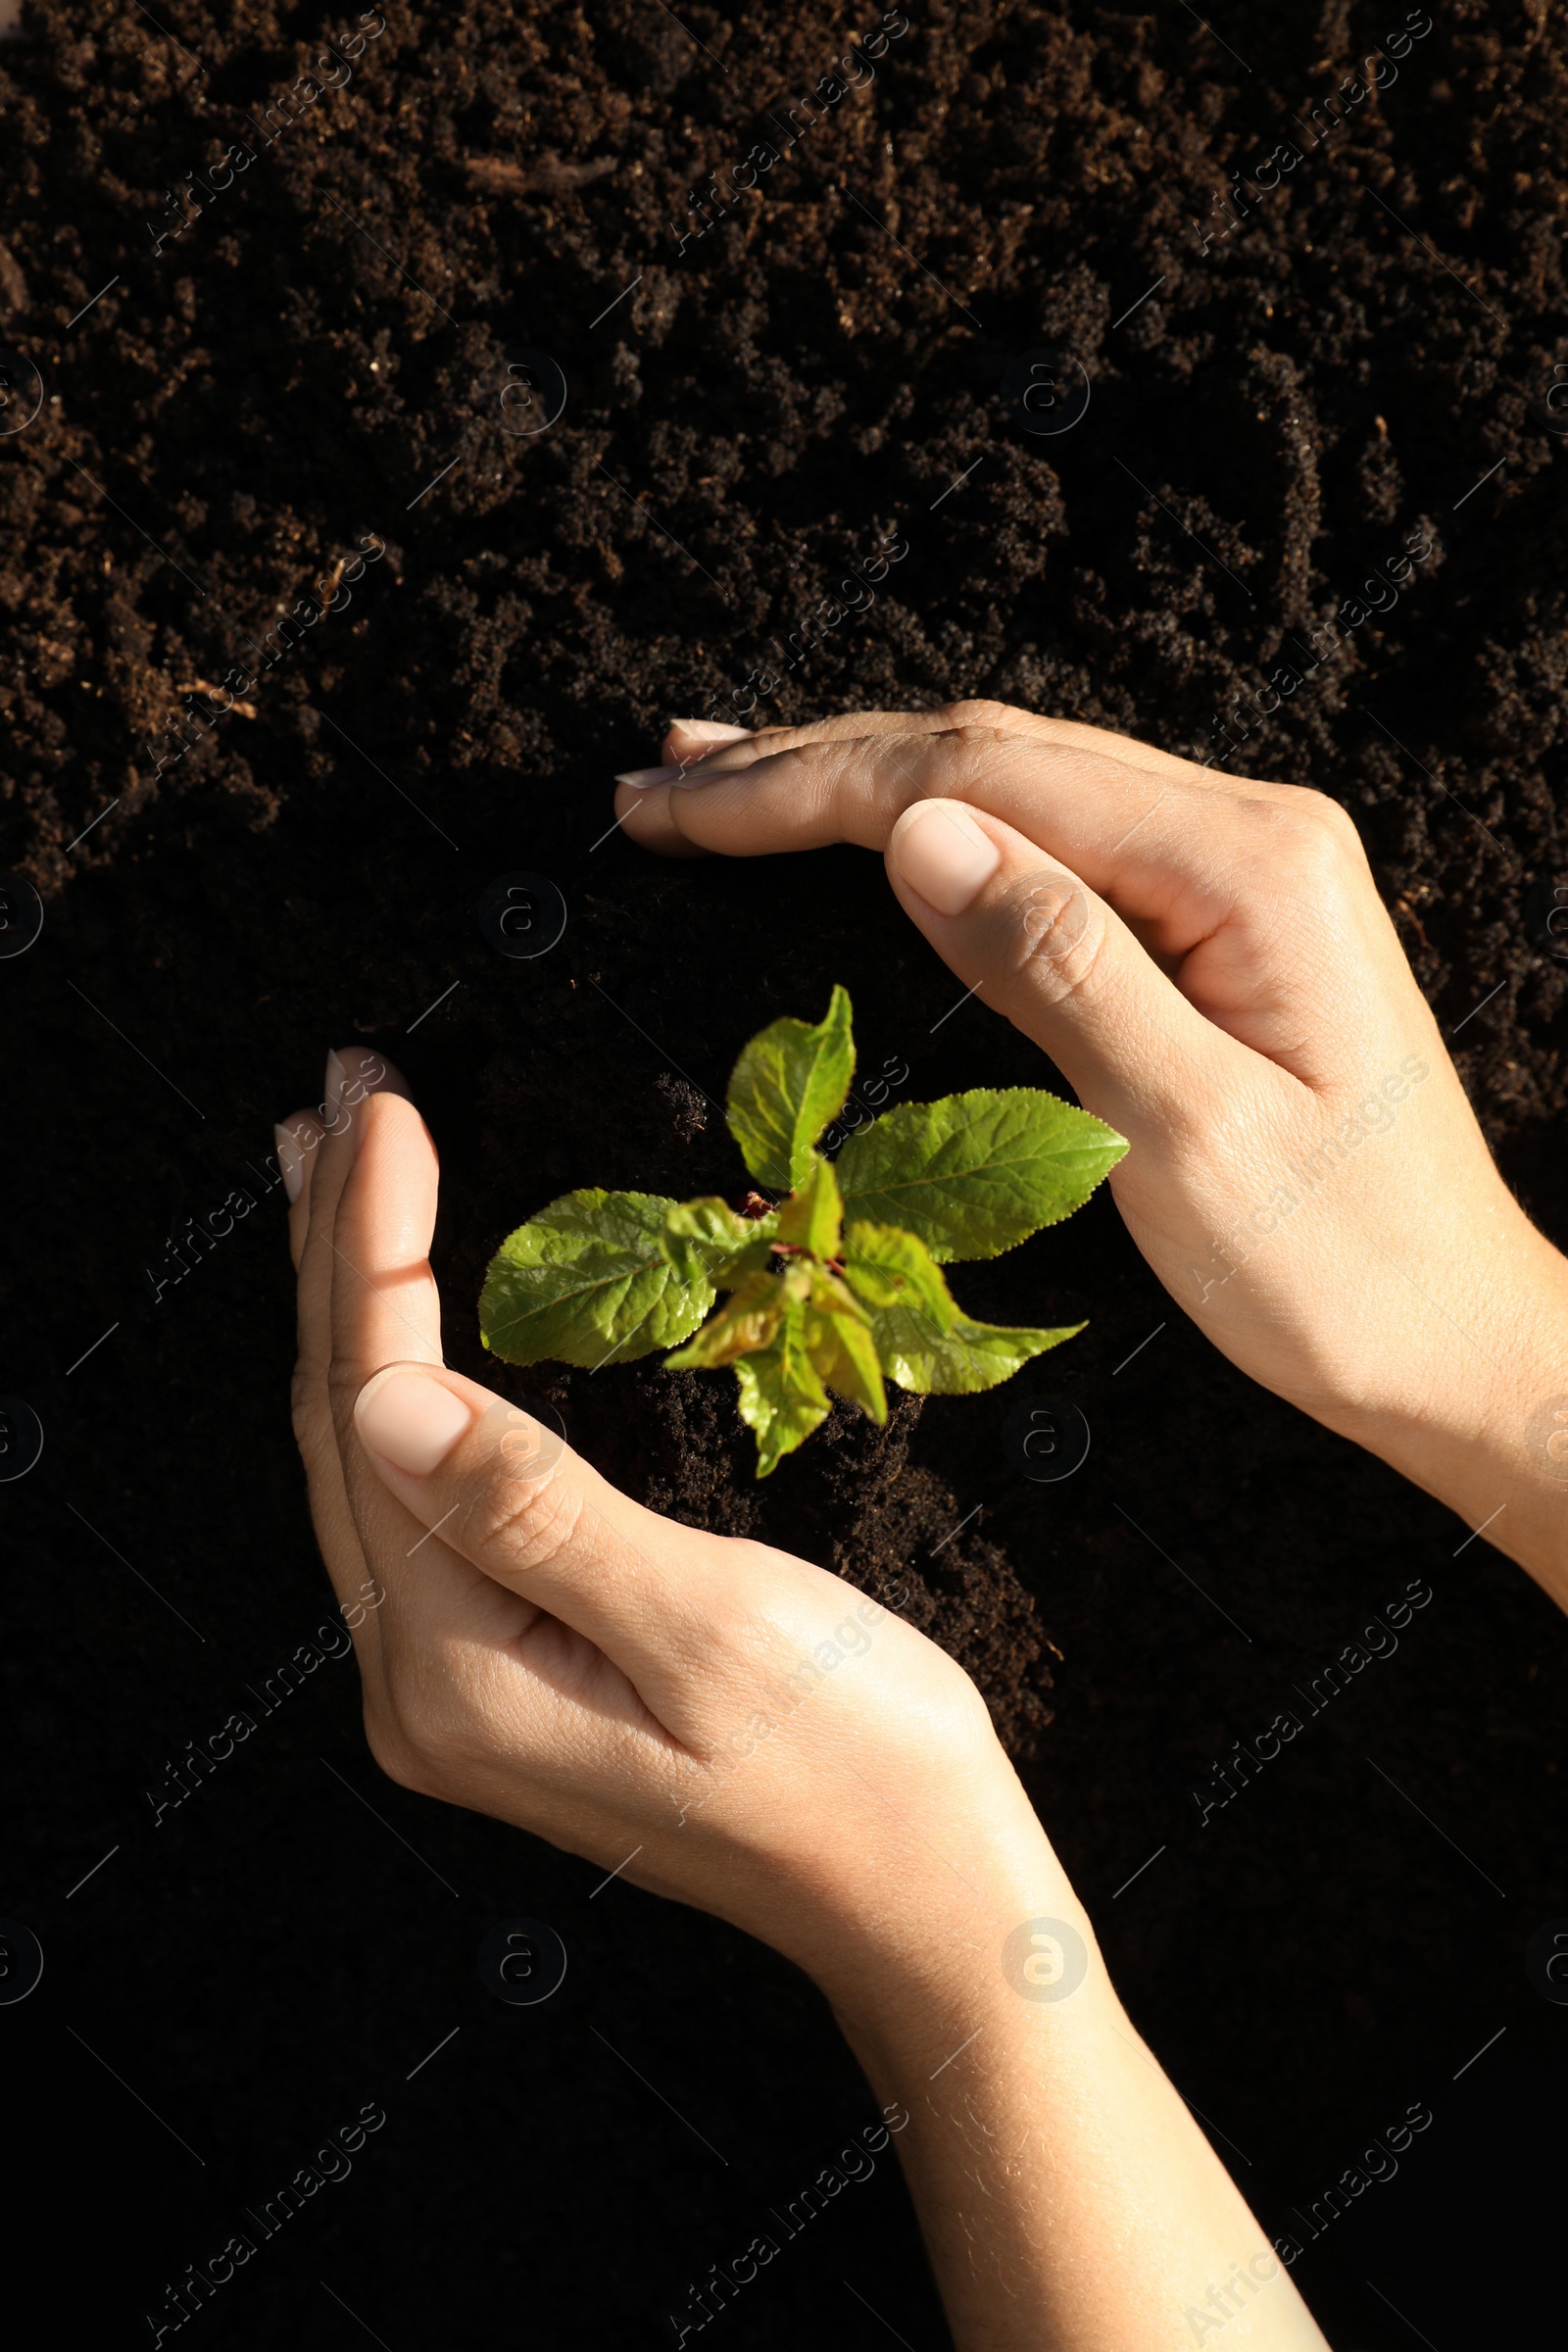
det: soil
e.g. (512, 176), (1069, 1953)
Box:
(3, 4), (1566, 2347)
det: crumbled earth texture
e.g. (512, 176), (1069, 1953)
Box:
(3, 3), (1565, 2346)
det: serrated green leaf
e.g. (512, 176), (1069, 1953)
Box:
(660, 1197), (778, 1287)
(837, 1088), (1127, 1262)
(869, 1303), (1084, 1395)
(663, 1271), (783, 1369)
(726, 984), (855, 1192)
(842, 1221), (956, 1335)
(480, 1189), (712, 1369)
(774, 1155), (843, 1260)
(805, 1267), (887, 1423)
(733, 1301), (832, 1476)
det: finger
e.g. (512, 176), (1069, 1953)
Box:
(880, 796), (1286, 1143)
(646, 719), (1407, 1082)
(325, 1081), (477, 1662)
(297, 1049), (410, 1424)
(291, 1048), (410, 1636)
(327, 1089), (444, 1415)
(275, 1110), (324, 1272)
(351, 1362), (747, 1690)
(606, 777), (710, 858)
(662, 710), (956, 770)
(618, 722), (1234, 911)
(610, 732), (755, 859)
(632, 705), (1202, 861)
(612, 718), (1384, 1066)
(662, 703), (1200, 782)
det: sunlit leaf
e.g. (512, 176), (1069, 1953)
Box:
(726, 984), (855, 1192)
(842, 1220), (956, 1334)
(837, 1088), (1127, 1261)
(480, 1189), (711, 1367)
(660, 1197), (778, 1287)
(805, 1266), (887, 1423)
(774, 1155), (843, 1261)
(663, 1271), (784, 1369)
(732, 1300), (832, 1476)
(869, 1302), (1084, 1394)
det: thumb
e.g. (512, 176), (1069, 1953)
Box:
(885, 799), (1254, 1140)
(351, 1362), (738, 1680)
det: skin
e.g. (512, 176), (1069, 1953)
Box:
(280, 699), (1562, 2350)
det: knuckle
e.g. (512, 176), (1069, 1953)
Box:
(708, 1544), (789, 1641)
(996, 870), (1105, 1001)
(366, 1661), (490, 1802)
(938, 697), (1014, 732)
(943, 724), (1009, 756)
(364, 1701), (437, 1797)
(934, 1667), (999, 1751)
(1255, 788), (1360, 874)
(1298, 787), (1360, 847)
(466, 1466), (586, 1577)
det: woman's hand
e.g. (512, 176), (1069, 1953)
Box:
(615, 707), (1568, 1596)
(278, 1047), (1061, 2007)
(278, 1045), (1331, 2352)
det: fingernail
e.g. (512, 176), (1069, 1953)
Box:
(669, 756), (740, 790)
(273, 1123), (305, 1204)
(672, 719), (751, 743)
(356, 1369), (475, 1477)
(614, 764), (684, 788)
(892, 802), (1002, 917)
(323, 1044), (406, 1125)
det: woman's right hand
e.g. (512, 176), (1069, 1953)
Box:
(615, 705), (1568, 1595)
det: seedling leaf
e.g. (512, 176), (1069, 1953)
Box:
(480, 1188), (712, 1368)
(841, 1221), (956, 1334)
(837, 1088), (1127, 1261)
(805, 1266), (888, 1423)
(867, 1303), (1085, 1395)
(726, 983), (855, 1191)
(664, 1271), (783, 1369)
(661, 1197), (778, 1287)
(733, 1301), (832, 1475)
(774, 1155), (843, 1260)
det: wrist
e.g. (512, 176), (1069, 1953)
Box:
(829, 1911), (1118, 2106)
(1329, 1205), (1568, 1595)
(808, 1783), (1097, 2062)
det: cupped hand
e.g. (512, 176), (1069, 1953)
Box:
(614, 707), (1568, 1587)
(277, 1048), (1077, 2012)
(279, 1048), (1335, 2352)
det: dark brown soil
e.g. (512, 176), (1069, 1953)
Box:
(3, 4), (1566, 2346)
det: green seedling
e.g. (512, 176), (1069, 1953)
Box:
(479, 987), (1127, 1475)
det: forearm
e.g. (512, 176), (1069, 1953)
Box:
(820, 1831), (1328, 2352)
